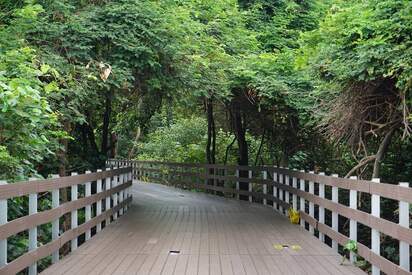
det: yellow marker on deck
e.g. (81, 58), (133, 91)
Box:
(291, 245), (302, 251)
(274, 244), (284, 250)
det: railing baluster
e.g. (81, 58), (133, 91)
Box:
(309, 171), (315, 234)
(106, 167), (112, 225)
(119, 170), (124, 216)
(51, 175), (60, 263)
(285, 174), (290, 209)
(299, 171), (305, 228)
(113, 169), (118, 220)
(0, 180), (7, 268)
(85, 171), (92, 241)
(279, 172), (284, 214)
(223, 168), (226, 197)
(371, 178), (380, 275)
(96, 169), (102, 232)
(248, 170), (252, 203)
(71, 172), (78, 252)
(236, 169), (240, 200)
(262, 170), (267, 205)
(292, 174), (297, 211)
(125, 169), (130, 212)
(214, 167), (217, 195)
(28, 178), (38, 275)
(399, 181), (410, 272)
(349, 176), (357, 263)
(331, 173), (339, 251)
(273, 170), (278, 210)
(318, 172), (325, 242)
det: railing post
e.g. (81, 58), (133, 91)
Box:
(285, 174), (290, 208)
(262, 170), (267, 205)
(213, 167), (217, 195)
(331, 174), (339, 251)
(399, 182), (410, 272)
(299, 171), (305, 228)
(51, 175), (60, 264)
(222, 168), (226, 196)
(273, 170), (278, 210)
(371, 178), (380, 275)
(318, 172), (325, 242)
(96, 169), (102, 232)
(292, 173), (297, 211)
(279, 172), (284, 214)
(125, 169), (131, 212)
(113, 169), (118, 220)
(0, 180), (7, 268)
(236, 169), (239, 200)
(349, 176), (357, 263)
(85, 171), (92, 241)
(71, 172), (78, 251)
(28, 178), (38, 275)
(248, 170), (252, 203)
(308, 171), (315, 234)
(119, 169), (124, 216)
(105, 167), (111, 226)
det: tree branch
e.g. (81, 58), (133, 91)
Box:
(344, 155), (376, 178)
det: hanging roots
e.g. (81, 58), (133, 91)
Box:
(318, 78), (409, 154)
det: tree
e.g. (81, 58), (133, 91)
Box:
(299, 0), (412, 178)
(0, 3), (63, 180)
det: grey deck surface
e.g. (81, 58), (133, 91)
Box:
(42, 182), (364, 275)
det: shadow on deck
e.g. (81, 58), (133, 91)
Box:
(42, 182), (363, 275)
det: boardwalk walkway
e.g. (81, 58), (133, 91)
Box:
(42, 182), (363, 275)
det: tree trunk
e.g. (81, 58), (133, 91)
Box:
(166, 98), (173, 127)
(231, 106), (249, 200)
(101, 91), (112, 157)
(109, 133), (117, 158)
(372, 127), (396, 179)
(58, 120), (70, 177)
(224, 136), (236, 165)
(206, 98), (216, 164)
(254, 130), (265, 166)
(128, 127), (141, 159)
(85, 114), (100, 157)
(205, 98), (216, 189)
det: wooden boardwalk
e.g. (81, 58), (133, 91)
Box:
(42, 182), (364, 275)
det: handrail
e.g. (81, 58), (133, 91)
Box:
(111, 159), (412, 203)
(0, 166), (133, 275)
(112, 159), (412, 275)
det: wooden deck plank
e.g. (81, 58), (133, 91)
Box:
(185, 254), (199, 275)
(209, 254), (221, 275)
(41, 182), (364, 275)
(173, 255), (189, 274)
(113, 254), (139, 275)
(125, 254), (147, 274)
(219, 255), (234, 275)
(161, 255), (178, 275)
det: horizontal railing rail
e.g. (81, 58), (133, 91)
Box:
(109, 159), (412, 275)
(0, 165), (133, 275)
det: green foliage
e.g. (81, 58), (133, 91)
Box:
(298, 0), (412, 130)
(343, 240), (357, 253)
(341, 240), (358, 265)
(137, 116), (208, 163)
(301, 0), (412, 91)
(0, 17), (63, 180)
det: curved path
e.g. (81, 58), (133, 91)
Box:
(42, 182), (364, 275)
